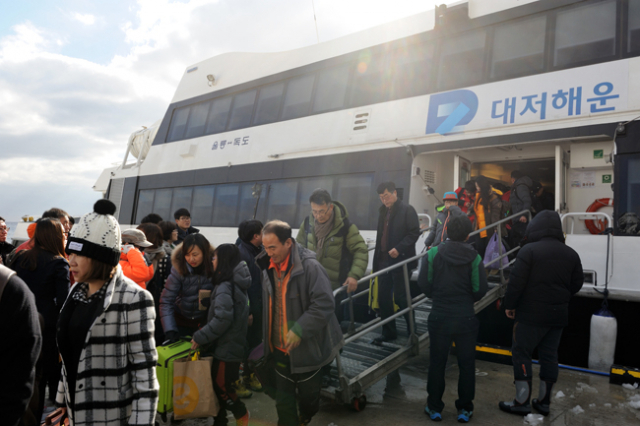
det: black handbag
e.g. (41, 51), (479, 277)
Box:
(248, 343), (276, 399)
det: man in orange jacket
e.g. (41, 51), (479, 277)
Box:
(120, 229), (154, 288)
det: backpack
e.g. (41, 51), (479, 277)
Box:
(303, 212), (354, 284)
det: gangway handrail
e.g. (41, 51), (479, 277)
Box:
(328, 208), (532, 405)
(561, 212), (613, 234)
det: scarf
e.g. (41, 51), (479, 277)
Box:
(314, 209), (335, 256)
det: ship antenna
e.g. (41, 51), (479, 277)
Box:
(311, 0), (320, 43)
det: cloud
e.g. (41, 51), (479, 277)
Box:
(0, 0), (446, 221)
(73, 12), (96, 26)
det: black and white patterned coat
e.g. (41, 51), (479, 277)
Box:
(56, 267), (159, 425)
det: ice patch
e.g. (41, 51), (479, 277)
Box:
(576, 382), (598, 393)
(571, 405), (585, 414)
(604, 403), (612, 408)
(589, 403), (596, 408)
(523, 413), (544, 425)
(622, 383), (639, 390)
(629, 394), (640, 409)
(570, 394), (575, 398)
(555, 390), (565, 398)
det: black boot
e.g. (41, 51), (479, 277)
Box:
(499, 380), (532, 415)
(532, 380), (554, 416)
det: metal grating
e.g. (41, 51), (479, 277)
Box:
(423, 169), (436, 184)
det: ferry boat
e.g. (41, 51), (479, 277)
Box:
(95, 0), (640, 370)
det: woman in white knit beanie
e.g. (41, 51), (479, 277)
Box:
(55, 199), (159, 426)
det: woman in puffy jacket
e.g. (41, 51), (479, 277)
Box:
(119, 228), (154, 288)
(160, 233), (215, 343)
(11, 217), (69, 417)
(191, 243), (250, 426)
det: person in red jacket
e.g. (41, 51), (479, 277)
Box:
(119, 229), (154, 289)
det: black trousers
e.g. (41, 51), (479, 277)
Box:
(427, 314), (479, 412)
(273, 350), (323, 426)
(511, 322), (563, 382)
(211, 360), (247, 425)
(378, 268), (413, 338)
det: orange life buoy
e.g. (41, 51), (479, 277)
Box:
(585, 198), (613, 234)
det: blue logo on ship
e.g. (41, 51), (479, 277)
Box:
(426, 89), (479, 135)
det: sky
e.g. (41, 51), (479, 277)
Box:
(0, 0), (454, 222)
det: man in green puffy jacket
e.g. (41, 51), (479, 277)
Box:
(296, 189), (369, 321)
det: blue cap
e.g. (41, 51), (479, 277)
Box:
(443, 191), (458, 201)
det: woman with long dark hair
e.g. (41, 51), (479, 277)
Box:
(473, 175), (505, 258)
(160, 233), (215, 343)
(11, 217), (69, 415)
(55, 200), (158, 424)
(191, 243), (250, 426)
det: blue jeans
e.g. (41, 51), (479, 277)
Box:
(427, 314), (479, 412)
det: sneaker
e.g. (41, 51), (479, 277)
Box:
(299, 415), (311, 426)
(232, 379), (253, 399)
(457, 409), (473, 423)
(244, 373), (263, 392)
(424, 406), (442, 421)
(236, 410), (249, 426)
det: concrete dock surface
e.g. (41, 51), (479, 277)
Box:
(160, 354), (640, 426)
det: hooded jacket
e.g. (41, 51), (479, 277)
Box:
(193, 262), (251, 362)
(159, 245), (214, 334)
(236, 238), (263, 317)
(296, 201), (369, 290)
(504, 210), (584, 327)
(257, 242), (344, 374)
(510, 176), (534, 220)
(119, 247), (154, 289)
(418, 241), (488, 317)
(424, 205), (465, 248)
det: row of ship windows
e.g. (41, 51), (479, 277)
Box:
(135, 173), (377, 230)
(163, 0), (640, 144)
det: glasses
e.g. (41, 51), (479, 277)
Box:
(379, 193), (394, 201)
(0, 227), (9, 233)
(311, 208), (330, 217)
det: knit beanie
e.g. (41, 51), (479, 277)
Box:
(65, 199), (121, 266)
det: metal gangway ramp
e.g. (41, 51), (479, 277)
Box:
(320, 210), (531, 411)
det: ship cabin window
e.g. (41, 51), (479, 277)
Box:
(554, 0), (616, 67)
(253, 82), (285, 126)
(628, 0), (640, 53)
(227, 91), (257, 131)
(134, 173), (376, 230)
(491, 15), (546, 80)
(191, 185), (216, 226)
(313, 64), (351, 113)
(437, 29), (487, 91)
(212, 184), (241, 226)
(160, 1), (632, 144)
(281, 74), (315, 120)
(205, 97), (232, 135)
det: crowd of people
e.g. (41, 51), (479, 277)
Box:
(0, 171), (583, 426)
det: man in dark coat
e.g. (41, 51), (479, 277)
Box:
(510, 170), (534, 246)
(173, 208), (200, 243)
(236, 219), (264, 394)
(372, 181), (420, 344)
(499, 210), (583, 417)
(0, 265), (42, 426)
